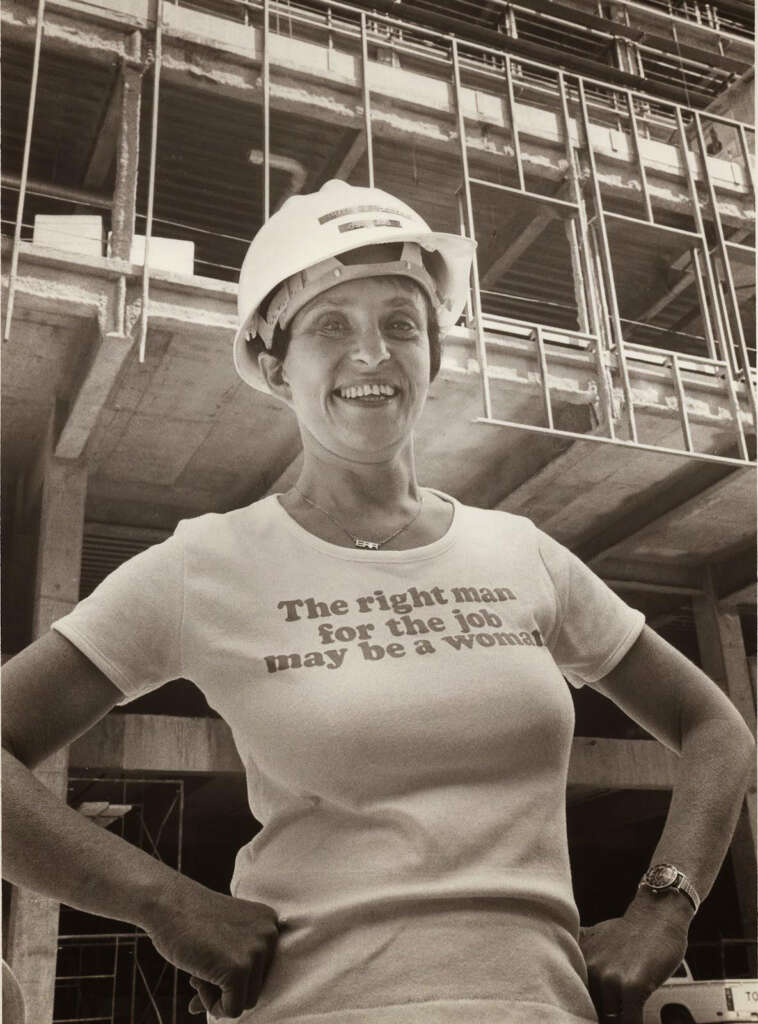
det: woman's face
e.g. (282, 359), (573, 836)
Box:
(266, 276), (432, 462)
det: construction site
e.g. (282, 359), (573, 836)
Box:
(1, 0), (755, 1020)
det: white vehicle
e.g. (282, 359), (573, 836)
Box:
(643, 960), (758, 1024)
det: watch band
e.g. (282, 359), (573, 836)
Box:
(639, 863), (700, 914)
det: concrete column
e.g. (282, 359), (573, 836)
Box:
(110, 33), (143, 261)
(6, 436), (87, 1024)
(692, 572), (757, 943)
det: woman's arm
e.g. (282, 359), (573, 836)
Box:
(578, 624), (755, 1024)
(2, 631), (278, 1018)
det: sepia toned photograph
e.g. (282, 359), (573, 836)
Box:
(1, 1), (755, 1022)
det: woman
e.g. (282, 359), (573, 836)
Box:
(3, 180), (753, 1024)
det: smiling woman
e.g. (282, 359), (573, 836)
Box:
(2, 180), (754, 1024)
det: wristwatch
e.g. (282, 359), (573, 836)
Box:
(639, 863), (700, 913)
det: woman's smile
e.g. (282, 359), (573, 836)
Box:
(333, 381), (400, 402)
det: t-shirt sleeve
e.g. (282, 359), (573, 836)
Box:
(535, 526), (645, 688)
(52, 527), (186, 699)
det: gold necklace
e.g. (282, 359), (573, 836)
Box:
(292, 486), (424, 550)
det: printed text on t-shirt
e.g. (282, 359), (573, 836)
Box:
(263, 584), (545, 674)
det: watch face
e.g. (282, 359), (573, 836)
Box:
(647, 864), (678, 889)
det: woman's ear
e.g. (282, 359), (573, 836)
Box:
(258, 352), (291, 401)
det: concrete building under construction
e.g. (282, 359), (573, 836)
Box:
(1, 0), (755, 1020)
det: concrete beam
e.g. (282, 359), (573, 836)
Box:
(588, 556), (703, 592)
(569, 737), (677, 790)
(69, 713), (244, 774)
(5, 246), (752, 505)
(70, 714), (677, 791)
(55, 330), (134, 460)
(4, 0), (752, 225)
(480, 206), (558, 288)
(605, 578), (702, 597)
(332, 130), (366, 182)
(719, 580), (757, 609)
(634, 228), (752, 329)
(159, 28), (750, 224)
(710, 540), (758, 605)
(3, 0), (130, 63)
(576, 463), (738, 563)
(11, 237), (750, 428)
(584, 467), (755, 566)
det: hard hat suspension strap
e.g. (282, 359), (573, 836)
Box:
(252, 242), (447, 349)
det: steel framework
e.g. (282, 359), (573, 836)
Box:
(2, 0), (755, 467)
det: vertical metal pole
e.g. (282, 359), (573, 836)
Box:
(693, 249), (749, 459)
(713, 269), (744, 378)
(673, 108), (729, 356)
(692, 247), (718, 361)
(457, 189), (474, 324)
(588, 222), (619, 439)
(737, 124), (755, 201)
(557, 73), (600, 340)
(360, 12), (375, 188)
(451, 38), (493, 419)
(577, 78), (638, 442)
(262, 0), (271, 222)
(111, 936), (119, 1024)
(535, 326), (554, 429)
(565, 219), (590, 333)
(138, 0), (162, 363)
(692, 111), (755, 415)
(4, 0), (46, 343)
(670, 353), (694, 452)
(556, 72), (616, 437)
(171, 779), (184, 1024)
(503, 54), (525, 192)
(626, 90), (654, 223)
(129, 937), (137, 1024)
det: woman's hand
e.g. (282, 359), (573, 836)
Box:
(145, 878), (279, 1019)
(579, 892), (691, 1024)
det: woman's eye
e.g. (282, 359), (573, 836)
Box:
(388, 318), (419, 334)
(317, 316), (347, 333)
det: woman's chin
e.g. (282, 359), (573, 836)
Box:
(304, 427), (412, 465)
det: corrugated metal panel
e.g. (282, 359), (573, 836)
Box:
(80, 527), (169, 599)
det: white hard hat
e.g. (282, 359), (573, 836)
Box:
(233, 179), (475, 391)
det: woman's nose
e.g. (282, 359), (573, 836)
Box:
(350, 328), (390, 367)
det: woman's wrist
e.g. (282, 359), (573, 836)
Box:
(133, 867), (208, 933)
(625, 884), (696, 930)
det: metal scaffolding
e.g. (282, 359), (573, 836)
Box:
(2, 0), (755, 466)
(54, 778), (185, 1024)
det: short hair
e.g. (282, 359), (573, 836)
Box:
(247, 275), (442, 384)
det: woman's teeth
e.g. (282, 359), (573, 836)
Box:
(337, 383), (397, 399)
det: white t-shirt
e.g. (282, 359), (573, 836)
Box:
(54, 493), (645, 1024)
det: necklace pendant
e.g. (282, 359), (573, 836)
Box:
(354, 538), (381, 550)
